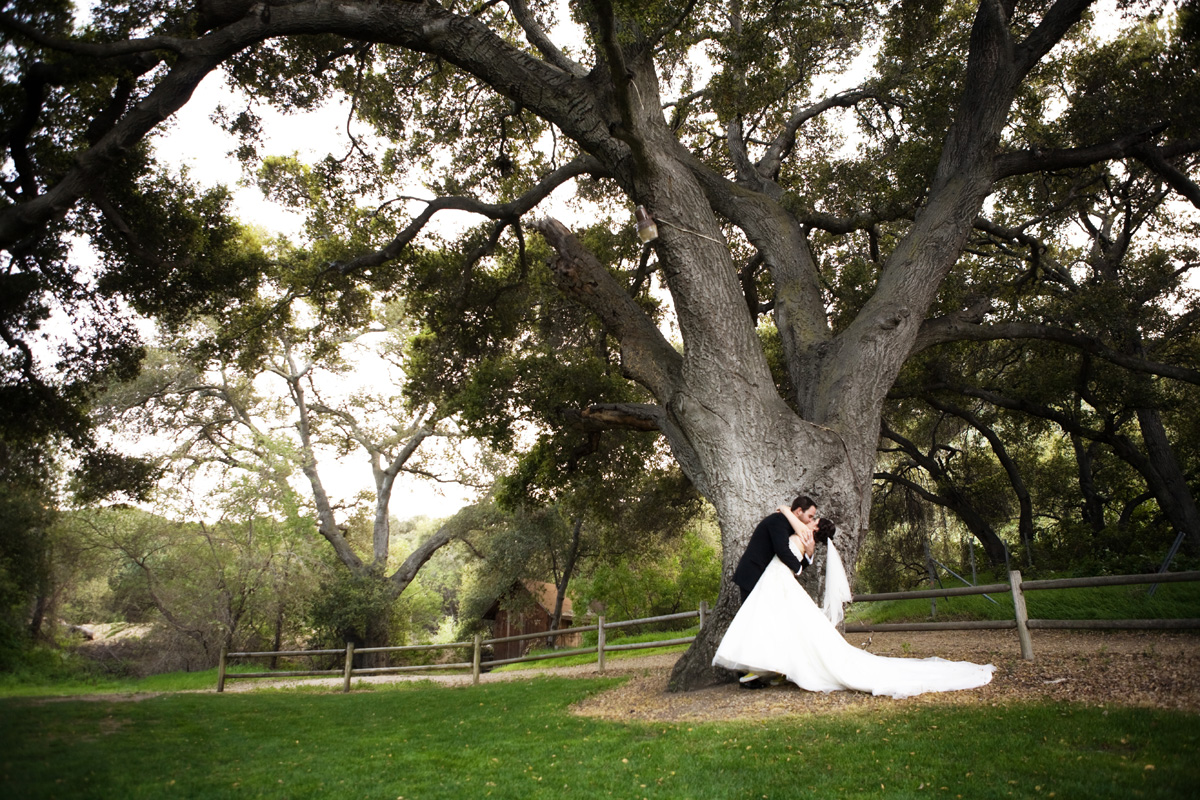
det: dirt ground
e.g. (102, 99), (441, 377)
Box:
(566, 629), (1200, 722)
(221, 628), (1200, 722)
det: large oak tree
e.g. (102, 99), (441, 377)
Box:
(2, 0), (1197, 688)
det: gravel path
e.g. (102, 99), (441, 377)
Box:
(221, 629), (1200, 722)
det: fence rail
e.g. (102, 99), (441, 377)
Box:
(844, 569), (1200, 660)
(218, 569), (1200, 692)
(218, 605), (706, 692)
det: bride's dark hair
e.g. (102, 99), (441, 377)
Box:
(814, 518), (836, 544)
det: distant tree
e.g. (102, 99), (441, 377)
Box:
(491, 428), (702, 630)
(102, 280), (493, 651)
(570, 527), (721, 626)
(877, 144), (1200, 572)
(0, 436), (55, 659)
(61, 499), (323, 670)
(456, 456), (702, 638)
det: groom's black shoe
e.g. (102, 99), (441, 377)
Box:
(738, 673), (770, 690)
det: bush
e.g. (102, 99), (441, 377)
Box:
(304, 568), (447, 667)
(0, 642), (110, 688)
(306, 571), (396, 650)
(569, 531), (719, 629)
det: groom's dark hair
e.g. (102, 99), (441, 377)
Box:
(791, 495), (816, 513)
(814, 518), (836, 544)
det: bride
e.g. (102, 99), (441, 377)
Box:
(713, 505), (994, 698)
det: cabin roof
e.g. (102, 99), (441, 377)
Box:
(521, 580), (573, 618)
(482, 580), (574, 620)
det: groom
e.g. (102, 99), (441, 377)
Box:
(731, 495), (819, 689)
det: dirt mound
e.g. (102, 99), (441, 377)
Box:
(72, 623), (208, 677)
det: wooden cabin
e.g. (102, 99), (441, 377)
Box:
(482, 580), (582, 662)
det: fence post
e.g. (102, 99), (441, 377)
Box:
(1009, 570), (1034, 661)
(597, 615), (606, 673)
(699, 600), (708, 630)
(343, 641), (355, 693)
(217, 646), (227, 693)
(472, 633), (482, 685)
(924, 535), (938, 618)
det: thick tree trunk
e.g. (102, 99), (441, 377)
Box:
(1072, 434), (1108, 534)
(666, 394), (872, 690)
(1135, 407), (1200, 556)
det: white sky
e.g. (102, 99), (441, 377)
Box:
(153, 75), (337, 239)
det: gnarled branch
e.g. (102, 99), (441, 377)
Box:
(531, 217), (682, 400)
(914, 318), (1200, 386)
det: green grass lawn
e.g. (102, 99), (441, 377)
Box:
(846, 576), (1200, 626)
(0, 663), (264, 698)
(2, 676), (1196, 799)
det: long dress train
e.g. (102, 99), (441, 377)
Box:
(713, 548), (994, 699)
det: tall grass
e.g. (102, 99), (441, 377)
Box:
(2, 676), (1196, 798)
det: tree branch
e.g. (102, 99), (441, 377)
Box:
(757, 89), (873, 180)
(530, 217), (682, 399)
(388, 503), (497, 593)
(919, 381), (1133, 457)
(675, 148), (832, 409)
(560, 402), (665, 433)
(387, 521), (458, 595)
(1, 49), (239, 250)
(1014, 0), (1094, 75)
(505, 0), (587, 77)
(921, 394), (1035, 550)
(332, 155), (604, 275)
(0, 10), (193, 57)
(588, 0), (653, 175)
(1, 1), (622, 254)
(913, 318), (1200, 386)
(994, 123), (1171, 179)
(1133, 141), (1200, 209)
(875, 467), (943, 503)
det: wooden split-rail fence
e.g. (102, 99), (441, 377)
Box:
(217, 569), (1200, 693)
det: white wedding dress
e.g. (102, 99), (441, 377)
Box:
(713, 545), (994, 698)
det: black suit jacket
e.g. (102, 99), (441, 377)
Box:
(732, 511), (811, 601)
